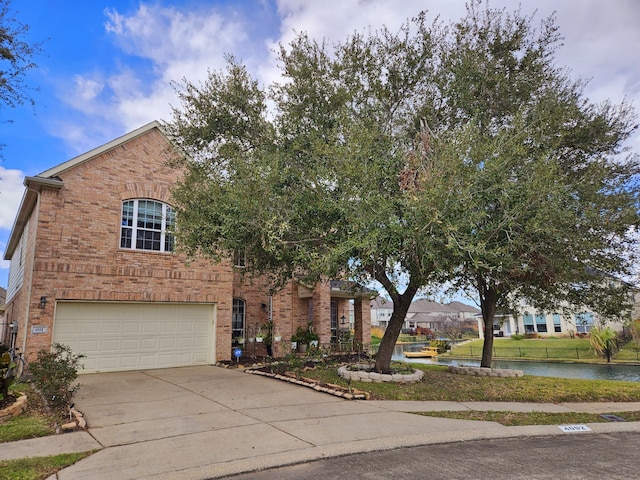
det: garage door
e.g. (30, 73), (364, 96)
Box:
(53, 302), (216, 373)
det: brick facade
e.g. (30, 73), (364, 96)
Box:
(3, 122), (372, 368)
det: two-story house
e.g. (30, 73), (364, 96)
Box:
(2, 122), (370, 373)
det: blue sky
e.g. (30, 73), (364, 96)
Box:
(1, 0), (639, 291)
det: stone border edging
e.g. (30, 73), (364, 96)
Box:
(61, 407), (87, 431)
(448, 365), (524, 377)
(337, 364), (425, 383)
(244, 368), (370, 400)
(0, 393), (27, 420)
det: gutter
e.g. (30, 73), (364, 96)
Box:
(3, 176), (64, 260)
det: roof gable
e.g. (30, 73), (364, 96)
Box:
(3, 121), (170, 260)
(38, 121), (164, 178)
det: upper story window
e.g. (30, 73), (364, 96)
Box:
(233, 248), (246, 267)
(120, 199), (175, 252)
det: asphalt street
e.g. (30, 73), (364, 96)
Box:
(227, 432), (640, 480)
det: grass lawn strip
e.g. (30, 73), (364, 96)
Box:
(413, 410), (640, 426)
(0, 451), (92, 480)
(0, 413), (59, 443)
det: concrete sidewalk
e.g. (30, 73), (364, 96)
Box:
(2, 365), (639, 479)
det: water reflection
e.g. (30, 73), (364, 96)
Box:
(392, 343), (640, 382)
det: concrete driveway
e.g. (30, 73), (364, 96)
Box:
(57, 365), (640, 479)
(60, 365), (507, 479)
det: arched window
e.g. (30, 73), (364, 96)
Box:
(120, 199), (175, 252)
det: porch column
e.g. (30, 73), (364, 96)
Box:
(353, 298), (371, 353)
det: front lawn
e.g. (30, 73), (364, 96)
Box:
(0, 383), (63, 443)
(297, 363), (640, 403)
(447, 338), (599, 362)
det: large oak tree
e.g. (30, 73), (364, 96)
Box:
(416, 3), (639, 367)
(165, 1), (639, 372)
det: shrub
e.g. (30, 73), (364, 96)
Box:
(590, 326), (618, 363)
(430, 339), (449, 354)
(511, 334), (525, 340)
(0, 347), (15, 403)
(28, 343), (85, 412)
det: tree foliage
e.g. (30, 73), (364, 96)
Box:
(0, 0), (43, 110)
(166, 1), (639, 372)
(414, 2), (639, 366)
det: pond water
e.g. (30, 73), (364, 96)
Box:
(392, 344), (640, 382)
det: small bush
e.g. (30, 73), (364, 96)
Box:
(511, 334), (525, 340)
(430, 339), (449, 354)
(28, 344), (85, 412)
(0, 349), (15, 403)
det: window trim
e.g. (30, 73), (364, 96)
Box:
(120, 199), (175, 253)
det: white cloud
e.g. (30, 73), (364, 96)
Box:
(49, 0), (639, 160)
(53, 3), (258, 146)
(0, 166), (24, 284)
(0, 167), (25, 230)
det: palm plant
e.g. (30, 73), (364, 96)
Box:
(590, 325), (618, 363)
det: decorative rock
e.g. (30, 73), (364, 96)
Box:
(0, 394), (27, 420)
(61, 421), (77, 431)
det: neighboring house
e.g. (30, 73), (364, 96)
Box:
(369, 296), (480, 335)
(405, 298), (480, 332)
(370, 296), (393, 328)
(479, 300), (628, 339)
(446, 301), (481, 322)
(2, 122), (371, 373)
(406, 299), (459, 331)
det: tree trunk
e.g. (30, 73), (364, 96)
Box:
(375, 289), (416, 373)
(479, 278), (499, 368)
(481, 317), (494, 368)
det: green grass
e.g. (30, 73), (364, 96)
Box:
(444, 337), (640, 363)
(413, 410), (640, 426)
(447, 338), (599, 361)
(296, 360), (640, 426)
(0, 452), (92, 480)
(299, 363), (640, 403)
(615, 341), (640, 362)
(1, 383), (61, 444)
(0, 413), (59, 443)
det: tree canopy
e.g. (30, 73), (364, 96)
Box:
(166, 0), (639, 372)
(0, 0), (43, 111)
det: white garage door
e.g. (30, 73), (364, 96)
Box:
(53, 302), (216, 373)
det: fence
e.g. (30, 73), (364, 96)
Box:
(456, 345), (640, 361)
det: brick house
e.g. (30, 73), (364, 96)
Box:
(2, 122), (370, 373)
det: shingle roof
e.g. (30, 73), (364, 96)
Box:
(408, 298), (458, 314)
(445, 301), (481, 314)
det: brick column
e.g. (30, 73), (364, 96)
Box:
(353, 297), (371, 353)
